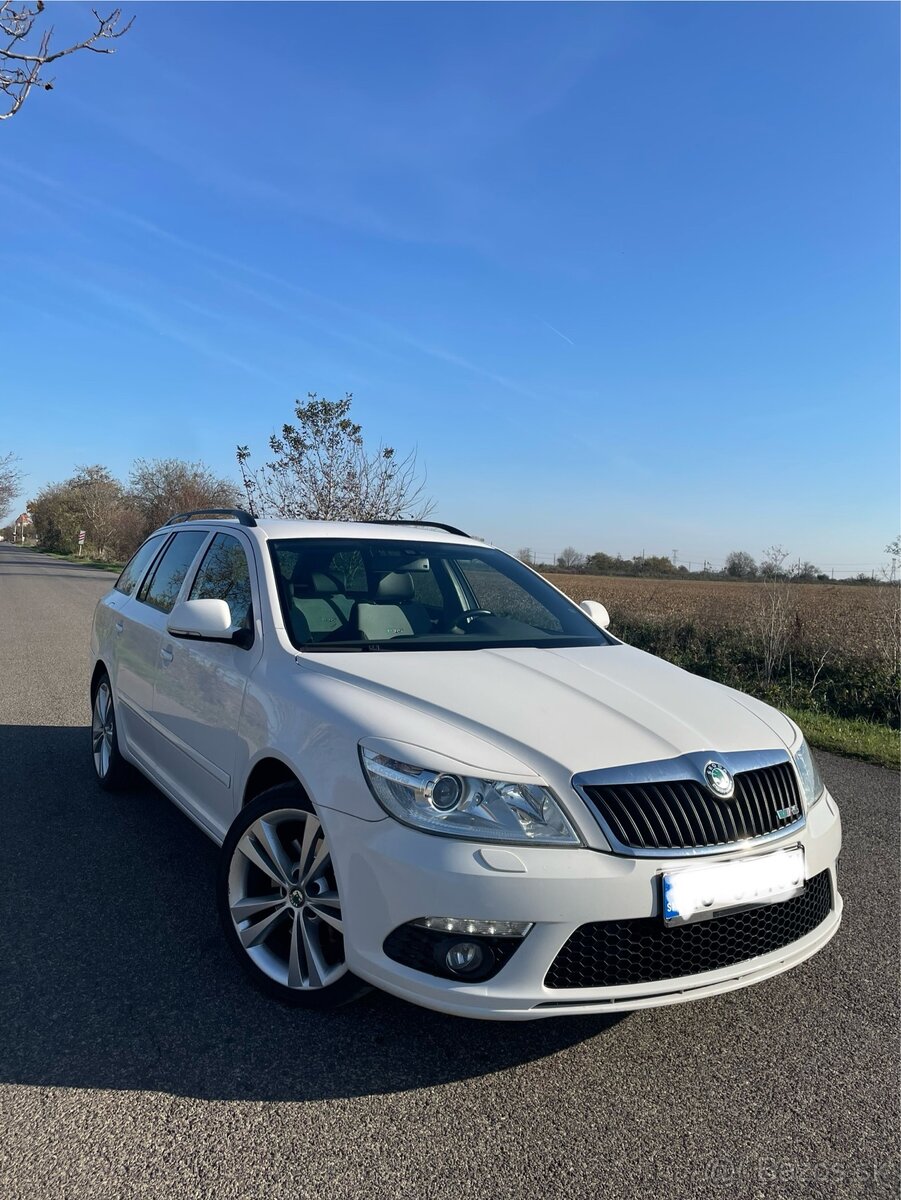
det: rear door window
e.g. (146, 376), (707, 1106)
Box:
(115, 534), (168, 597)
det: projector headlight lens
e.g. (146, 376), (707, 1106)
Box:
(427, 773), (463, 812)
(360, 748), (580, 845)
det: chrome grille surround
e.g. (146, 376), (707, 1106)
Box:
(573, 748), (807, 858)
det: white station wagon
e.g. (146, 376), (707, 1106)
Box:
(89, 510), (842, 1019)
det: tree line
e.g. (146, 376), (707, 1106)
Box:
(6, 459), (239, 560)
(519, 545), (898, 586)
(519, 545), (827, 581)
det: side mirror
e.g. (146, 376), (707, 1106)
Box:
(167, 598), (237, 642)
(580, 599), (611, 630)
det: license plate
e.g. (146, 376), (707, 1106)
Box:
(662, 847), (805, 926)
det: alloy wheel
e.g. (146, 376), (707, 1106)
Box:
(92, 680), (115, 780)
(227, 808), (347, 991)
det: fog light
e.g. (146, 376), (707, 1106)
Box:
(384, 920), (527, 981)
(445, 941), (484, 974)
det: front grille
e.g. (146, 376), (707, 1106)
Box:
(582, 760), (802, 852)
(545, 869), (832, 989)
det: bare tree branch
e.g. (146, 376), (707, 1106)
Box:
(0, 2), (133, 121)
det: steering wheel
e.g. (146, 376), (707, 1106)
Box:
(451, 608), (493, 629)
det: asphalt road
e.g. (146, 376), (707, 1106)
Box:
(0, 543), (898, 1200)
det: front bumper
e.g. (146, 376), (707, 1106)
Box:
(323, 788), (842, 1020)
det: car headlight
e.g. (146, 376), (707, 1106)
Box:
(793, 736), (825, 810)
(360, 748), (581, 846)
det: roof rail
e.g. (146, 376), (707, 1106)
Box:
(360, 519), (470, 538)
(165, 508), (257, 527)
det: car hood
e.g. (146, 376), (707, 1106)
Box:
(302, 642), (796, 777)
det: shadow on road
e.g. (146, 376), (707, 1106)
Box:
(0, 724), (620, 1102)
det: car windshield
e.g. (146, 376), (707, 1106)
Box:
(269, 538), (608, 652)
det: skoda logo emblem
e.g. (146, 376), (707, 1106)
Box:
(704, 761), (734, 798)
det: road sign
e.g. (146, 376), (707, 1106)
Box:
(78, 531), (86, 545)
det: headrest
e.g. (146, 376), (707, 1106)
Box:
(376, 571), (414, 601)
(311, 571), (338, 594)
(291, 565), (339, 594)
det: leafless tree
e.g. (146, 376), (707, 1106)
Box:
(237, 393), (433, 522)
(517, 547), (535, 565)
(0, 451), (22, 519)
(1, 2), (132, 121)
(557, 546), (584, 571)
(885, 536), (901, 582)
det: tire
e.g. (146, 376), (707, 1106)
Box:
(218, 782), (368, 1009)
(91, 672), (132, 792)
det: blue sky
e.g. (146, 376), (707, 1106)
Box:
(2, 1), (898, 573)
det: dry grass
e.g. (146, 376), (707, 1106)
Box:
(543, 572), (899, 739)
(547, 574), (897, 667)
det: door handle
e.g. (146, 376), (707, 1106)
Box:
(160, 646), (174, 663)
(114, 621), (124, 634)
